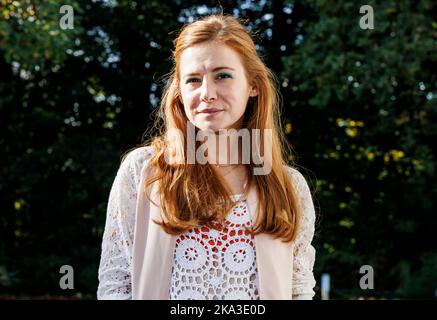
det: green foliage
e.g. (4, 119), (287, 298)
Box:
(281, 0), (436, 297)
(0, 0), (435, 299)
(395, 252), (437, 298)
(0, 0), (83, 70)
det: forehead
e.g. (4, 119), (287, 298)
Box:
(179, 42), (244, 75)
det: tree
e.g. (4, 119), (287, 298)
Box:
(0, 0), (435, 298)
(281, 0), (436, 297)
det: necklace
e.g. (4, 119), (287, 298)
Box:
(213, 163), (244, 177)
(213, 163), (241, 167)
(220, 165), (238, 176)
(236, 177), (249, 199)
(242, 177), (248, 190)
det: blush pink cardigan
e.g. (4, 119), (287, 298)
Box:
(97, 147), (317, 300)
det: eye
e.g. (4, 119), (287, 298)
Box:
(185, 73), (232, 85)
(216, 72), (232, 80)
(186, 78), (200, 84)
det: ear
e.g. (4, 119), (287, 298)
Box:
(249, 86), (258, 97)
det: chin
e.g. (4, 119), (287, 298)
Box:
(196, 123), (226, 132)
(198, 127), (221, 134)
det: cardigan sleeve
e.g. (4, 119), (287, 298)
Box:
(97, 147), (154, 300)
(288, 168), (317, 300)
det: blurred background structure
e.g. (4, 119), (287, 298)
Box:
(0, 0), (435, 299)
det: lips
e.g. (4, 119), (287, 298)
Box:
(198, 108), (223, 114)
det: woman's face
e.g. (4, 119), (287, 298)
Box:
(179, 41), (257, 132)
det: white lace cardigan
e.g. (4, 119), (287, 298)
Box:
(169, 195), (261, 300)
(97, 146), (317, 300)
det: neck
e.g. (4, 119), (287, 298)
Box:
(206, 131), (243, 166)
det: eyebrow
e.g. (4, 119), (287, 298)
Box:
(183, 67), (235, 78)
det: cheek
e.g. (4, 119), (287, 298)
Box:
(180, 89), (192, 108)
(181, 94), (198, 121)
(224, 85), (246, 105)
(229, 94), (248, 114)
(182, 103), (193, 121)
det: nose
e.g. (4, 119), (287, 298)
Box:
(200, 76), (217, 102)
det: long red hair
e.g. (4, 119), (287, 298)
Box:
(127, 13), (303, 243)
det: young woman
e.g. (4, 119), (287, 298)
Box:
(97, 13), (317, 300)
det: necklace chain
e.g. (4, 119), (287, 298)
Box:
(212, 164), (248, 193)
(213, 163), (242, 176)
(213, 163), (242, 167)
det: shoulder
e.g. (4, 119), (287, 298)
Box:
(283, 165), (316, 223)
(283, 165), (316, 208)
(117, 146), (155, 185)
(283, 165), (310, 192)
(121, 146), (154, 168)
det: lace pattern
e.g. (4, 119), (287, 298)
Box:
(287, 168), (317, 299)
(169, 196), (260, 300)
(97, 147), (154, 299)
(97, 146), (316, 299)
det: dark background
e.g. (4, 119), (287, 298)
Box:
(0, 0), (435, 299)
